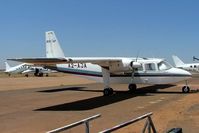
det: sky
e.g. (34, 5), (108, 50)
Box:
(0, 0), (199, 69)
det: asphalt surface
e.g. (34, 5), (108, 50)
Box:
(0, 77), (199, 133)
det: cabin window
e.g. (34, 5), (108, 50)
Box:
(194, 65), (197, 68)
(190, 65), (193, 68)
(145, 63), (156, 71)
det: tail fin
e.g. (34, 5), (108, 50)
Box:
(193, 56), (199, 61)
(172, 55), (185, 67)
(45, 31), (65, 58)
(5, 62), (11, 71)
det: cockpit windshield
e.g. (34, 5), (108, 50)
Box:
(158, 61), (172, 71)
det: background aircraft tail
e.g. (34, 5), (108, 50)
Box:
(5, 62), (11, 71)
(45, 31), (65, 58)
(193, 56), (199, 61)
(172, 55), (185, 67)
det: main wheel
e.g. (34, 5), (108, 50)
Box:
(39, 73), (44, 77)
(128, 84), (137, 92)
(182, 86), (190, 93)
(103, 88), (113, 96)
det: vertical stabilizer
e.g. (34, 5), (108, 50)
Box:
(172, 55), (185, 67)
(193, 56), (199, 61)
(5, 62), (11, 71)
(45, 31), (65, 58)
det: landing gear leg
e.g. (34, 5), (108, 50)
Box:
(102, 67), (113, 96)
(182, 80), (190, 93)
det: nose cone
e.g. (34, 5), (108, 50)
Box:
(170, 68), (192, 79)
(178, 68), (192, 77)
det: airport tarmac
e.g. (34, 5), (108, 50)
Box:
(0, 74), (199, 133)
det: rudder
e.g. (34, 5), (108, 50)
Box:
(5, 62), (11, 71)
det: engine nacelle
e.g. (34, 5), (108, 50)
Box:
(129, 61), (142, 69)
(109, 59), (142, 73)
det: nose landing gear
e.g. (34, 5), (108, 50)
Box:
(182, 86), (190, 93)
(182, 80), (190, 93)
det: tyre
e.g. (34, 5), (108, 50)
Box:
(103, 88), (113, 96)
(128, 84), (137, 92)
(182, 86), (190, 93)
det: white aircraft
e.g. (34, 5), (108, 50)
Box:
(4, 62), (51, 77)
(8, 31), (192, 95)
(22, 66), (52, 77)
(172, 55), (199, 73)
(5, 62), (30, 76)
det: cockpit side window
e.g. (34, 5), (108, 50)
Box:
(158, 61), (172, 71)
(145, 63), (156, 71)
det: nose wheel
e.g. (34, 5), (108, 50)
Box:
(182, 86), (190, 93)
(182, 80), (190, 93)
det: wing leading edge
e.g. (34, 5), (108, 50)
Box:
(7, 57), (123, 67)
(7, 58), (69, 64)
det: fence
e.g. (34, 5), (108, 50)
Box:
(46, 112), (156, 133)
(99, 112), (156, 133)
(46, 114), (101, 133)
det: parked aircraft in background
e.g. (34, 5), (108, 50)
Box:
(8, 31), (192, 95)
(193, 56), (199, 61)
(172, 55), (199, 73)
(4, 62), (52, 77)
(21, 66), (53, 77)
(5, 62), (30, 76)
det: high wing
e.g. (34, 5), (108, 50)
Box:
(8, 31), (135, 70)
(8, 58), (69, 64)
(7, 57), (124, 67)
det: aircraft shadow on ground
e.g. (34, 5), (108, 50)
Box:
(37, 84), (180, 94)
(38, 87), (88, 93)
(35, 84), (179, 111)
